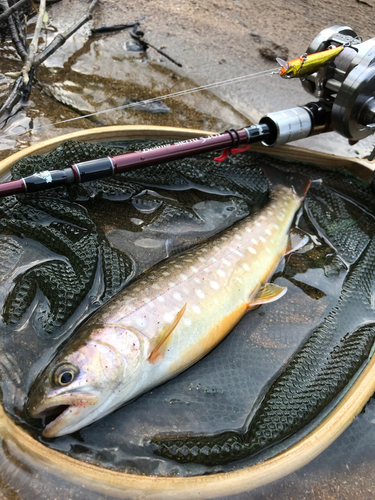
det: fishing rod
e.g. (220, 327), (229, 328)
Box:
(1, 25), (375, 197)
(0, 100), (329, 197)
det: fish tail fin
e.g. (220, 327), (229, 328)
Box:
(261, 165), (311, 199)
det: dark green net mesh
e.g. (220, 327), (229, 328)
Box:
(2, 139), (375, 475)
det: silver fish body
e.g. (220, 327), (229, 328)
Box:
(28, 167), (310, 437)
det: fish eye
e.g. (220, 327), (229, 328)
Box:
(53, 363), (79, 387)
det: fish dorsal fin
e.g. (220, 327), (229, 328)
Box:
(249, 283), (287, 307)
(285, 228), (312, 255)
(148, 303), (187, 364)
(276, 57), (290, 69)
(261, 165), (311, 199)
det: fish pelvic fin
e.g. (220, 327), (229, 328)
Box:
(148, 303), (187, 364)
(248, 282), (287, 307)
(285, 228), (312, 255)
(261, 166), (311, 200)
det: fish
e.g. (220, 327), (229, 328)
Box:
(151, 186), (375, 466)
(27, 166), (310, 438)
(277, 45), (344, 79)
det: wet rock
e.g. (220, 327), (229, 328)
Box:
(259, 42), (289, 62)
(124, 98), (170, 114)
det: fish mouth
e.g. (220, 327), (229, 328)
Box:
(28, 393), (100, 438)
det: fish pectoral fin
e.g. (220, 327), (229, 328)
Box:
(147, 303), (187, 364)
(248, 283), (287, 307)
(285, 228), (312, 255)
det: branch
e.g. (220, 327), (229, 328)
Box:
(21, 0), (46, 84)
(0, 0), (99, 118)
(0, 0), (28, 60)
(0, 75), (24, 115)
(34, 0), (98, 67)
(0, 0), (29, 23)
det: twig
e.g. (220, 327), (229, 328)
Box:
(0, 0), (98, 118)
(356, 0), (373, 6)
(130, 32), (183, 67)
(0, 75), (24, 115)
(0, 0), (28, 59)
(0, 0), (29, 23)
(34, 0), (98, 66)
(21, 0), (46, 84)
(13, 8), (28, 53)
(91, 22), (140, 34)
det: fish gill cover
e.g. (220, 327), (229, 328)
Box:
(0, 140), (375, 476)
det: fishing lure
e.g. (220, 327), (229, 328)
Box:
(277, 45), (344, 79)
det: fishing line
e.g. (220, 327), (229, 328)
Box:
(0, 67), (279, 140)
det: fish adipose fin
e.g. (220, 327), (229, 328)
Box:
(148, 303), (187, 364)
(261, 166), (311, 200)
(248, 282), (287, 307)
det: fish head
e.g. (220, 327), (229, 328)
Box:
(28, 324), (143, 438)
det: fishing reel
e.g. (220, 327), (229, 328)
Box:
(259, 25), (375, 156)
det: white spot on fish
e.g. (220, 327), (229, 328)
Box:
(265, 229), (272, 236)
(255, 221), (261, 227)
(277, 214), (285, 221)
(196, 289), (205, 299)
(210, 280), (220, 290)
(152, 283), (161, 290)
(251, 238), (258, 245)
(273, 224), (280, 229)
(217, 269), (226, 278)
(169, 282), (176, 288)
(246, 227), (252, 233)
(157, 296), (165, 303)
(192, 304), (201, 314)
(173, 292), (183, 302)
(137, 317), (147, 328)
(214, 246), (220, 252)
(248, 247), (257, 254)
(164, 312), (175, 323)
(235, 234), (242, 240)
(259, 215), (267, 221)
(259, 236), (266, 243)
(190, 266), (198, 273)
(180, 273), (188, 281)
(162, 271), (170, 277)
(222, 258), (231, 267)
(242, 263), (250, 271)
(198, 256), (206, 263)
(184, 318), (192, 326)
(233, 250), (244, 257)
(266, 248), (271, 254)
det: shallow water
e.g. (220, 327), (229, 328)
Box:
(0, 141), (375, 498)
(0, 17), (247, 163)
